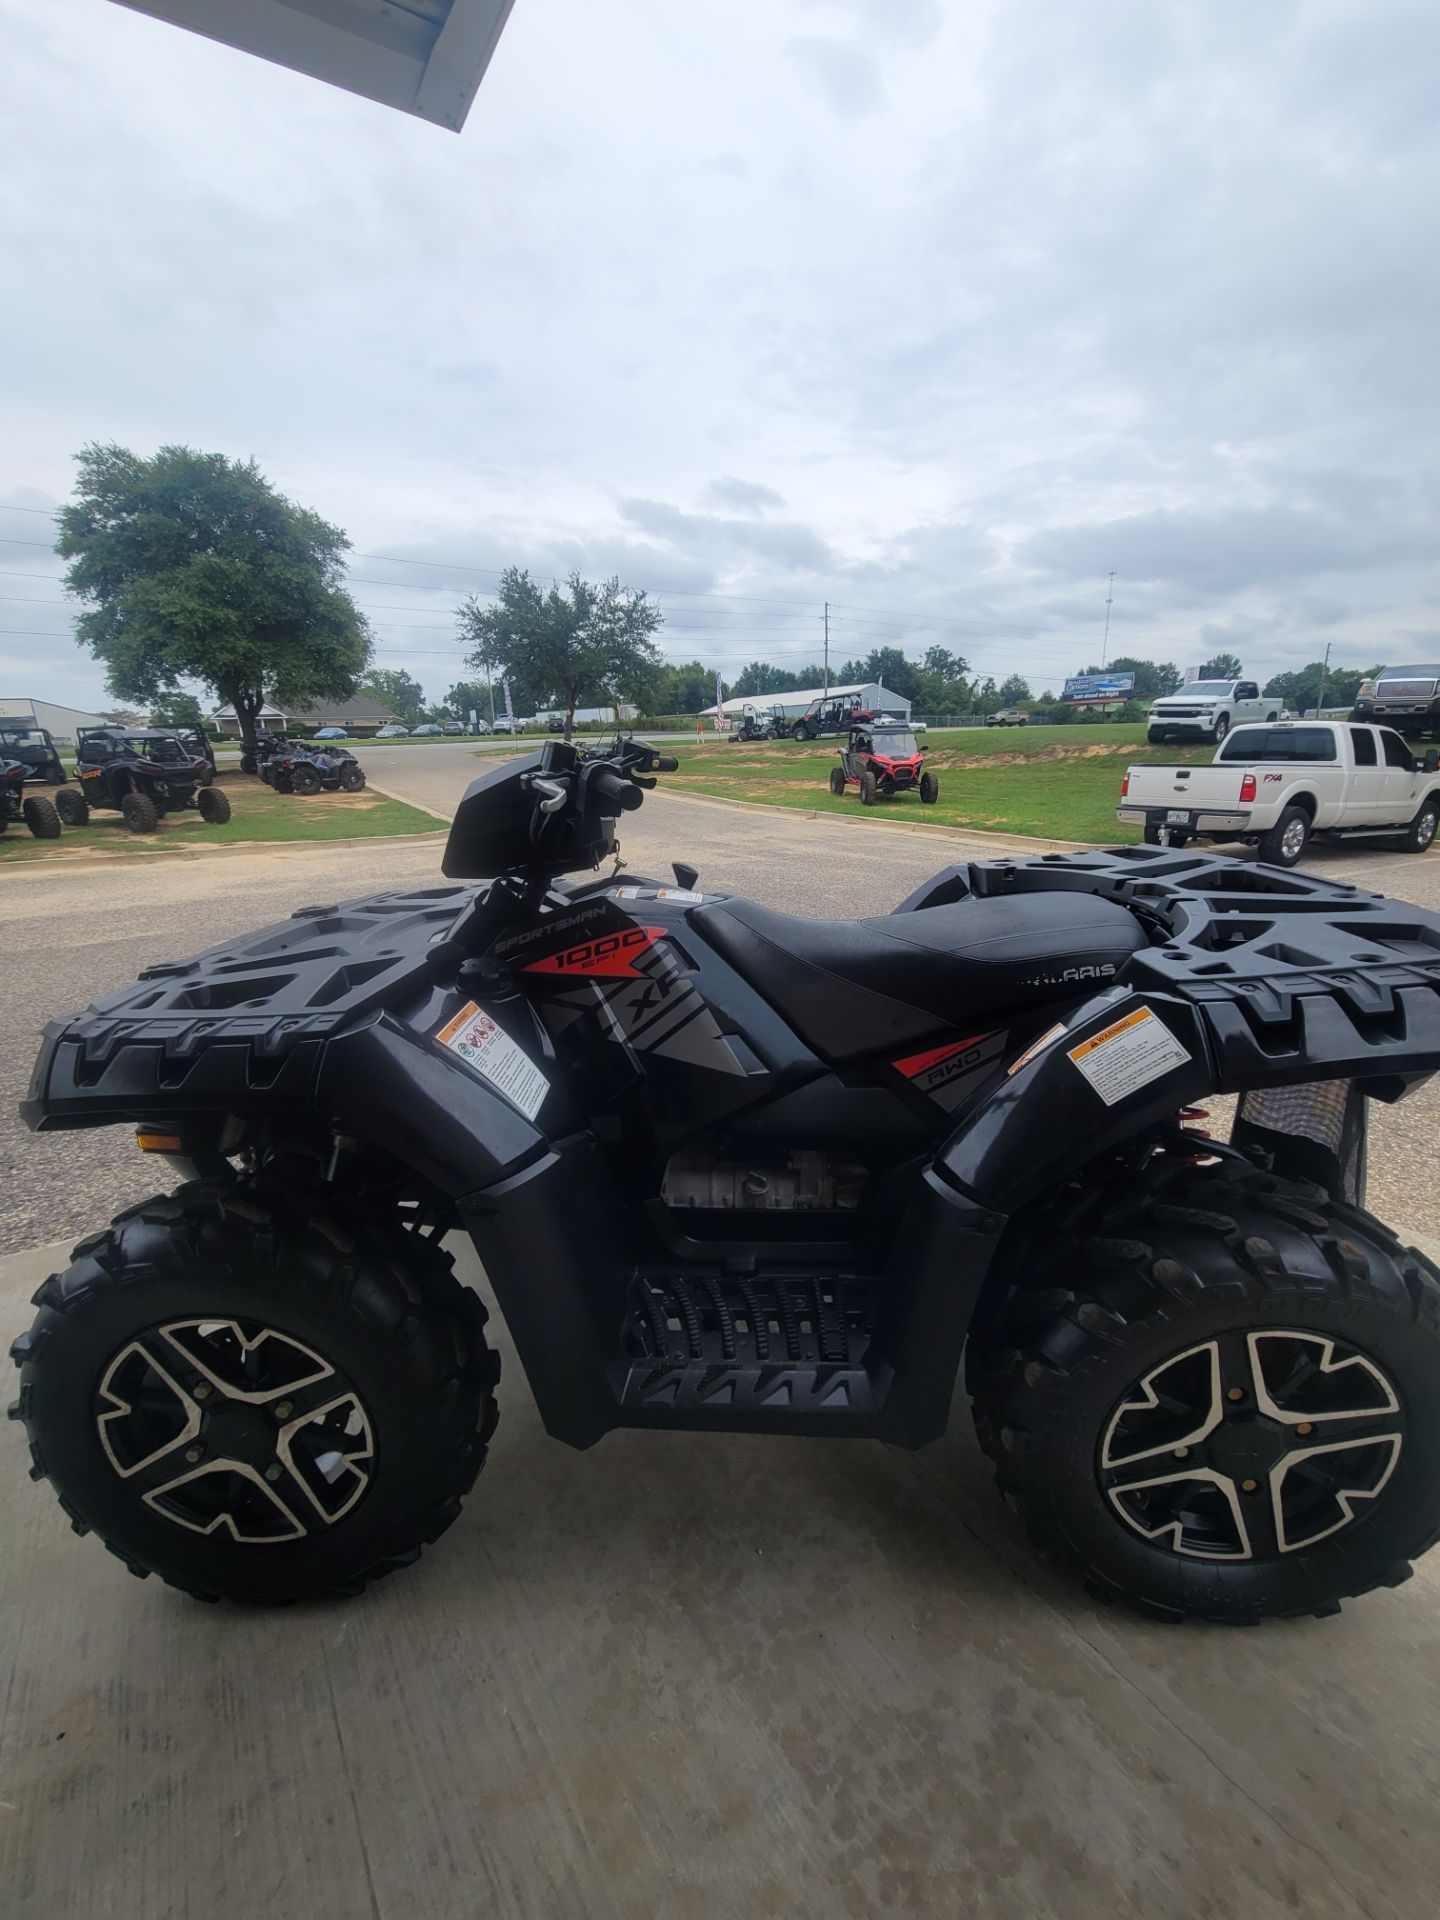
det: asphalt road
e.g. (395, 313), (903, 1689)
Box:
(6, 746), (1440, 1920)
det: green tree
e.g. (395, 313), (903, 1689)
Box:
(57, 443), (370, 763)
(148, 689), (206, 731)
(457, 569), (663, 739)
(976, 676), (999, 713)
(660, 660), (726, 713)
(1263, 662), (1377, 715)
(361, 668), (425, 726)
(732, 661), (798, 697)
(997, 673), (1032, 706)
(444, 678), (497, 725)
(859, 647), (923, 704)
(1197, 652), (1244, 680)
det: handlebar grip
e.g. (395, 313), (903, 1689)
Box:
(656, 755), (679, 772)
(590, 766), (644, 812)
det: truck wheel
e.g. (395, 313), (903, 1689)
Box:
(22, 794), (62, 839)
(1212, 714), (1231, 742)
(290, 763), (322, 796)
(968, 1158), (1440, 1622)
(339, 763), (366, 792)
(55, 787), (90, 827)
(1146, 730), (1167, 745)
(1400, 799), (1439, 854)
(791, 723), (811, 743)
(859, 770), (878, 806)
(1257, 804), (1310, 867)
(920, 772), (939, 804)
(828, 766), (846, 796)
(120, 793), (159, 834)
(8, 1184), (499, 1604)
(196, 786), (231, 825)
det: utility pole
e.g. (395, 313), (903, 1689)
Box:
(823, 601), (830, 698)
(1315, 640), (1331, 719)
(1100, 572), (1115, 668)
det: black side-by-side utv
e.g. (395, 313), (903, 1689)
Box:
(60, 728), (232, 833)
(0, 758), (62, 837)
(0, 721), (67, 785)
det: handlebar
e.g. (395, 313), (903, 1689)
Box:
(588, 765), (644, 812)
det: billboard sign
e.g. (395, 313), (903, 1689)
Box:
(1062, 671), (1136, 706)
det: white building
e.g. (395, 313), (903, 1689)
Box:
(0, 696), (108, 745)
(702, 681), (911, 722)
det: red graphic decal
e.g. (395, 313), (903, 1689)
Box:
(522, 925), (665, 979)
(892, 1033), (991, 1079)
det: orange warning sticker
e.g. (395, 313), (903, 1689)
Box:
(1066, 1006), (1189, 1107)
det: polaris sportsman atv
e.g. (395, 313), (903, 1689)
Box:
(262, 737), (367, 796)
(830, 720), (938, 805)
(13, 736), (1440, 1622)
(0, 757), (61, 838)
(62, 728), (231, 833)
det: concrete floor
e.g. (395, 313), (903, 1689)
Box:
(5, 744), (1440, 1919)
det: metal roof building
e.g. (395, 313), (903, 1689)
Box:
(702, 682), (911, 721)
(0, 696), (110, 745)
(112, 0), (516, 130)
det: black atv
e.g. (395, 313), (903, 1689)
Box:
(259, 736), (366, 795)
(14, 734), (1440, 1625)
(0, 758), (61, 838)
(829, 721), (938, 805)
(0, 720), (67, 785)
(61, 727), (232, 833)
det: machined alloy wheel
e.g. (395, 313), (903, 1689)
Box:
(1101, 1331), (1402, 1563)
(1213, 714), (1230, 740)
(969, 1159), (1440, 1620)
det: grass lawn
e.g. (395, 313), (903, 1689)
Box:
(0, 772), (443, 864)
(662, 724), (1215, 843)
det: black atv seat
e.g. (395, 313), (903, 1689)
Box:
(693, 893), (1147, 1065)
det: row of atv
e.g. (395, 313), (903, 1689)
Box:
(2, 726), (232, 839)
(245, 732), (367, 794)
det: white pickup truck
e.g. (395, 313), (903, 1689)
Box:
(1146, 677), (1280, 744)
(1117, 721), (1440, 866)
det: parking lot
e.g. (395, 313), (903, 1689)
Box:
(4, 750), (1440, 1920)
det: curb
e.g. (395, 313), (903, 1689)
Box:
(658, 785), (1096, 855)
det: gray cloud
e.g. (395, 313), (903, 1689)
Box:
(703, 477), (786, 514)
(2, 0), (1439, 706)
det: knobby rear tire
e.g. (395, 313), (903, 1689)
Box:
(968, 1158), (1440, 1622)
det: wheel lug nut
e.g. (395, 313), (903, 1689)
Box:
(192, 1382), (211, 1400)
(1226, 1387), (1246, 1403)
(1241, 1478), (1259, 1493)
(273, 1401), (293, 1421)
(264, 1463), (282, 1482)
(1297, 1421), (1313, 1435)
(184, 1444), (203, 1463)
(1173, 1445), (1191, 1458)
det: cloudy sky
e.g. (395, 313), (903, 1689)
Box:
(3, 0), (1438, 711)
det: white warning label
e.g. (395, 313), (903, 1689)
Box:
(435, 1002), (549, 1122)
(1066, 1005), (1189, 1107)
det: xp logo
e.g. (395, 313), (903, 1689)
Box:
(522, 925), (666, 979)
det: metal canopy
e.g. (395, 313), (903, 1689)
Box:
(111, 0), (516, 130)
